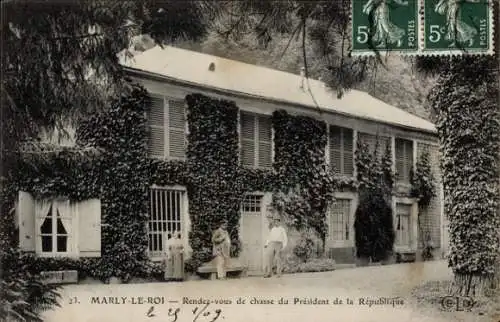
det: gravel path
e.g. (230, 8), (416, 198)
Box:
(43, 260), (457, 322)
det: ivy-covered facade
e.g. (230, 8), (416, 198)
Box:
(8, 46), (445, 280)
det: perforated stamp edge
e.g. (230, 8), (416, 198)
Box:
(350, 0), (423, 57)
(418, 0), (495, 56)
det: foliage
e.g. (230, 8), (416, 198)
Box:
(0, 248), (62, 322)
(293, 236), (316, 263)
(77, 82), (151, 281)
(428, 56), (499, 293)
(184, 93), (243, 268)
(210, 0), (371, 95)
(271, 110), (337, 242)
(283, 258), (336, 274)
(354, 137), (395, 261)
(410, 151), (436, 209)
(411, 151), (437, 261)
(354, 189), (395, 261)
(1, 0), (215, 139)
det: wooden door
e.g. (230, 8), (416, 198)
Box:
(239, 195), (264, 275)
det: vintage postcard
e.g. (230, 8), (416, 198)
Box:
(1, 1), (499, 322)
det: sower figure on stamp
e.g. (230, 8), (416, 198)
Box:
(264, 207), (288, 278)
(212, 220), (231, 280)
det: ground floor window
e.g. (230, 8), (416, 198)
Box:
(148, 187), (185, 258)
(328, 199), (352, 244)
(395, 203), (412, 247)
(37, 200), (72, 255)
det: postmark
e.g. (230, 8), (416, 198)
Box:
(422, 0), (493, 54)
(351, 0), (419, 55)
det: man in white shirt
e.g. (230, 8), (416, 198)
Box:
(264, 210), (288, 278)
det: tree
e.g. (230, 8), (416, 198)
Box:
(1, 0), (217, 145)
(413, 0), (499, 295)
(425, 56), (499, 296)
(354, 138), (395, 263)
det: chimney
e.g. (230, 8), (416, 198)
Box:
(300, 67), (305, 90)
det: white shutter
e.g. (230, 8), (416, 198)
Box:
(257, 115), (272, 168)
(405, 140), (414, 182)
(148, 96), (165, 158)
(167, 99), (186, 159)
(329, 126), (342, 174)
(78, 199), (101, 257)
(343, 128), (354, 176)
(17, 191), (35, 252)
(240, 112), (255, 167)
(395, 139), (405, 181)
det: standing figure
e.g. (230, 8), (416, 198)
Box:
(434, 0), (478, 47)
(164, 231), (184, 281)
(171, 232), (185, 281)
(212, 221), (231, 280)
(264, 209), (288, 278)
(164, 232), (174, 281)
(362, 0), (408, 48)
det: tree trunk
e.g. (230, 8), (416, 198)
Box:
(449, 273), (494, 297)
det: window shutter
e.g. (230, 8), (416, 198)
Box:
(329, 126), (342, 174)
(395, 139), (405, 181)
(405, 140), (414, 182)
(168, 99), (186, 158)
(78, 199), (102, 257)
(148, 96), (165, 158)
(17, 191), (35, 252)
(240, 112), (255, 167)
(343, 128), (354, 176)
(257, 115), (272, 168)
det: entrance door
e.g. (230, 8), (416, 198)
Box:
(395, 203), (412, 248)
(239, 195), (265, 275)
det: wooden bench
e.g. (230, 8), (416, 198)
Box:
(197, 257), (248, 280)
(396, 251), (417, 263)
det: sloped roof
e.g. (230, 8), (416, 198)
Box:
(121, 46), (436, 133)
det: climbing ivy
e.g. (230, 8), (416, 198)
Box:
(354, 137), (395, 262)
(4, 90), (342, 278)
(184, 93), (244, 269)
(428, 56), (499, 295)
(410, 150), (436, 260)
(271, 110), (337, 243)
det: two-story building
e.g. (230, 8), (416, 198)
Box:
(119, 45), (447, 272)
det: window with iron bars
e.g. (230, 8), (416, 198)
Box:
(148, 187), (184, 258)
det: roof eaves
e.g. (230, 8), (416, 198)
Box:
(123, 66), (437, 135)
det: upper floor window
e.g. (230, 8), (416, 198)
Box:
(395, 138), (413, 183)
(329, 126), (354, 176)
(147, 95), (186, 159)
(240, 111), (272, 169)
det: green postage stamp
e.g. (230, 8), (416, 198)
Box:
(351, 0), (419, 54)
(423, 0), (493, 54)
(351, 0), (494, 55)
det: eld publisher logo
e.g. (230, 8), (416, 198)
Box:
(440, 296), (476, 312)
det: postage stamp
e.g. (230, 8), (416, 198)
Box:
(3, 1), (499, 322)
(351, 0), (419, 54)
(422, 0), (493, 54)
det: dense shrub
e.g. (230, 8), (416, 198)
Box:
(354, 137), (395, 262)
(293, 236), (316, 263)
(283, 257), (336, 273)
(0, 248), (62, 322)
(354, 190), (395, 261)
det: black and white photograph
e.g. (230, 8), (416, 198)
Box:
(0, 1), (499, 322)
